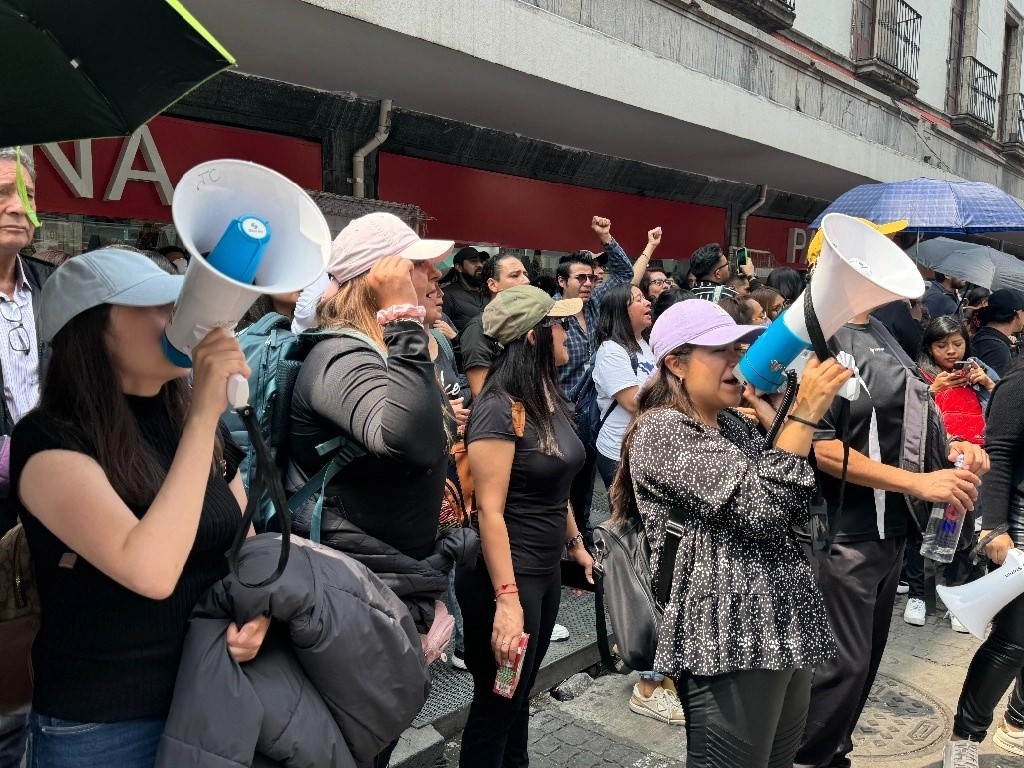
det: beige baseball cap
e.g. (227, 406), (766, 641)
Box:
(483, 285), (582, 345)
(326, 212), (454, 286)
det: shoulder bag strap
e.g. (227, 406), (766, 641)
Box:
(593, 573), (625, 673)
(656, 507), (689, 607)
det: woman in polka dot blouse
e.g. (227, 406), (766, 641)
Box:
(611, 300), (852, 768)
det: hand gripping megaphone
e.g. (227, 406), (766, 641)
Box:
(938, 548), (1024, 639)
(735, 213), (926, 393)
(164, 160), (330, 408)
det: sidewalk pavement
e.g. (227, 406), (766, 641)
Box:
(430, 597), (1024, 768)
(393, 482), (1024, 767)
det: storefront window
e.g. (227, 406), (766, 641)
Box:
(30, 213), (181, 258)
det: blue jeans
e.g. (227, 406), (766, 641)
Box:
(27, 713), (165, 768)
(441, 567), (465, 653)
(0, 713), (27, 768)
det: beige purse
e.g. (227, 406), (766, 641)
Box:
(0, 523), (40, 714)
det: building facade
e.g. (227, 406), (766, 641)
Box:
(29, 0), (1024, 270)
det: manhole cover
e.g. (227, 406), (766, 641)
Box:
(851, 674), (949, 758)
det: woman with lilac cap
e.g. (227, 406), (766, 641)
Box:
(609, 300), (852, 767)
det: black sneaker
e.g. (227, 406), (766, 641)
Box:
(451, 649), (467, 670)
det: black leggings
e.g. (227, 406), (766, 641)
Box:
(456, 565), (561, 768)
(682, 667), (813, 768)
(954, 553), (1024, 740)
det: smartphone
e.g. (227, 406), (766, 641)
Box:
(952, 361), (974, 372)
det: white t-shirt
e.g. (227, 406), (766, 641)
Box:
(593, 339), (656, 460)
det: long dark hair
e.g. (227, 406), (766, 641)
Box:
(596, 283), (642, 355)
(917, 315), (970, 376)
(766, 267), (804, 304)
(38, 304), (220, 507)
(478, 320), (571, 456)
(609, 345), (695, 527)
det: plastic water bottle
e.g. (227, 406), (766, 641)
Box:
(920, 453), (967, 564)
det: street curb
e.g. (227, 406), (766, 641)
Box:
(392, 635), (603, 766)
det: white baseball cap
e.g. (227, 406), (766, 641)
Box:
(326, 212), (453, 287)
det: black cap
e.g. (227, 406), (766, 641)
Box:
(987, 288), (1024, 315)
(453, 246), (484, 264)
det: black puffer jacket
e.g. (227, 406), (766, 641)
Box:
(155, 535), (430, 768)
(292, 512), (480, 633)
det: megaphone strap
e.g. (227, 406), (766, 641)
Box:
(973, 524), (1011, 562)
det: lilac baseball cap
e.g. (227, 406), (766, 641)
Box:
(649, 300), (766, 363)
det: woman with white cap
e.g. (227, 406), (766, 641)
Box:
(11, 248), (264, 767)
(610, 300), (852, 768)
(456, 285), (593, 768)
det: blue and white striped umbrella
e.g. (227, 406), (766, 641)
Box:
(811, 178), (1024, 234)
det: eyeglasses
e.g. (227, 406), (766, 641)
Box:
(713, 261), (729, 273)
(0, 301), (30, 354)
(572, 274), (599, 283)
(543, 317), (568, 328)
(649, 279), (668, 287)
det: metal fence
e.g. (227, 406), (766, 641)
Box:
(955, 56), (998, 129)
(873, 0), (922, 80)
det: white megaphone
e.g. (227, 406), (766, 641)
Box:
(735, 213), (926, 393)
(164, 160), (330, 408)
(938, 548), (1024, 639)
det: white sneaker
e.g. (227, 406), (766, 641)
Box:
(896, 581), (910, 595)
(994, 717), (1024, 756)
(628, 683), (685, 725)
(942, 739), (979, 768)
(904, 598), (926, 627)
(550, 623), (570, 642)
(948, 612), (970, 634)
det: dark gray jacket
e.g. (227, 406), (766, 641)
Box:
(156, 535), (430, 768)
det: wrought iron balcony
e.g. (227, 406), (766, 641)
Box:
(1001, 93), (1024, 162)
(854, 0), (921, 98)
(949, 56), (998, 139)
(703, 0), (796, 32)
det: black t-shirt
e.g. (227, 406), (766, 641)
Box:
(441, 281), (487, 333)
(12, 398), (243, 722)
(814, 323), (910, 542)
(459, 314), (499, 372)
(466, 392), (585, 575)
(972, 327), (1013, 377)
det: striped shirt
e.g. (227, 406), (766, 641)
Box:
(0, 257), (41, 426)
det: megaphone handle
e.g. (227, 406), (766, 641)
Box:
(227, 373), (249, 410)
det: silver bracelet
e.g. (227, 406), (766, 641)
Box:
(566, 533), (585, 551)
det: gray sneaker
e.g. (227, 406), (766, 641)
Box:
(942, 739), (978, 768)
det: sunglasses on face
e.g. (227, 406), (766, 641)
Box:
(572, 274), (599, 284)
(543, 317), (569, 328)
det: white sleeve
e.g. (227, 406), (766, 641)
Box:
(593, 342), (638, 399)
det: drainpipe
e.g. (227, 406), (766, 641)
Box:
(352, 98), (393, 199)
(737, 184), (768, 249)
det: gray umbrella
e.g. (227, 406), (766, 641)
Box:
(904, 238), (1024, 291)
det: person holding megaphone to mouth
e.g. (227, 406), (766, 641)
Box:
(10, 249), (269, 768)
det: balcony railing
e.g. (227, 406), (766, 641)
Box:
(873, 0), (922, 80)
(853, 0), (921, 97)
(950, 56), (998, 137)
(703, 0), (796, 31)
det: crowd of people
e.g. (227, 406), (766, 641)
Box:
(2, 138), (1024, 768)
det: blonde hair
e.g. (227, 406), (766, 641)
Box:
(316, 273), (386, 353)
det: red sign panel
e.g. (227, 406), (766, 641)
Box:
(32, 116), (322, 222)
(379, 153), (729, 258)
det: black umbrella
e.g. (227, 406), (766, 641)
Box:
(0, 0), (234, 147)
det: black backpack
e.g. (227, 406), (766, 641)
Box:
(570, 346), (639, 451)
